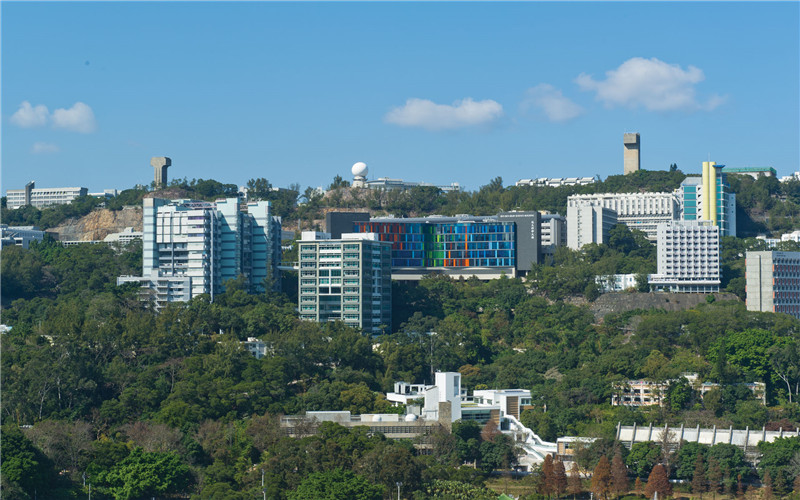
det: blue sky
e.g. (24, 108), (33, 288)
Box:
(2, 2), (798, 193)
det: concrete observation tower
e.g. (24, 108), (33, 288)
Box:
(151, 156), (171, 188)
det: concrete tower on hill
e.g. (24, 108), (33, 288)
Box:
(151, 156), (171, 187)
(623, 133), (640, 175)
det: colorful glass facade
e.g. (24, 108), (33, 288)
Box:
(353, 219), (516, 269)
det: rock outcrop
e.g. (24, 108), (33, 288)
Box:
(48, 206), (142, 241)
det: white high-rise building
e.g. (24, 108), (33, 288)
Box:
(119, 197), (281, 310)
(649, 220), (720, 293)
(298, 231), (392, 335)
(566, 204), (618, 250)
(746, 251), (800, 319)
(567, 192), (679, 241)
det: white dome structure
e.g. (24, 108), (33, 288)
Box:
(351, 162), (368, 188)
(351, 162), (368, 178)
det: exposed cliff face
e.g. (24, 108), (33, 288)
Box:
(588, 292), (740, 322)
(48, 206), (143, 241)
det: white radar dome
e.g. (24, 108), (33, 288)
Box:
(351, 162), (368, 177)
(404, 414), (418, 422)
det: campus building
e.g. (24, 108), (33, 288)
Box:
(540, 213), (567, 256)
(745, 250), (800, 319)
(349, 162), (460, 192)
(0, 225), (44, 249)
(298, 231), (392, 335)
(566, 192), (679, 241)
(677, 162), (737, 237)
(347, 211), (541, 279)
(515, 177), (596, 188)
(722, 166), (776, 179)
(648, 220), (720, 293)
(6, 181), (89, 210)
(566, 204), (618, 250)
(118, 197), (281, 310)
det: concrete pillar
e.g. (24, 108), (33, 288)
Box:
(623, 133), (640, 175)
(151, 156), (171, 188)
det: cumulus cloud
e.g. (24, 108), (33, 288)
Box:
(575, 57), (725, 111)
(31, 142), (60, 154)
(51, 102), (97, 133)
(384, 97), (503, 131)
(521, 84), (583, 122)
(10, 101), (49, 128)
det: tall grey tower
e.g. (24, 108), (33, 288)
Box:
(623, 133), (640, 175)
(151, 156), (171, 187)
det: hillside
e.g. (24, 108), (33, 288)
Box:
(47, 205), (142, 241)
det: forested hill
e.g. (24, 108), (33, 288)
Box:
(3, 168), (800, 498)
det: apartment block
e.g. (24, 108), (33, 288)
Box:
(567, 192), (679, 241)
(746, 251), (800, 319)
(566, 204), (618, 250)
(120, 197), (281, 310)
(298, 231), (392, 335)
(649, 220), (720, 293)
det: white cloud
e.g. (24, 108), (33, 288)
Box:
(575, 57), (725, 111)
(31, 142), (60, 154)
(10, 101), (49, 128)
(384, 97), (503, 130)
(521, 84), (583, 122)
(51, 102), (97, 133)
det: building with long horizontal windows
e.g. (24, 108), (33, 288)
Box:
(298, 231), (392, 334)
(346, 211), (540, 280)
(6, 181), (89, 209)
(566, 192), (678, 241)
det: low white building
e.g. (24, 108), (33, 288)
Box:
(596, 273), (640, 293)
(243, 337), (270, 359)
(6, 181), (89, 209)
(516, 177), (596, 188)
(104, 227), (144, 245)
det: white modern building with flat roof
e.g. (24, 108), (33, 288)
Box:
(6, 181), (89, 209)
(566, 204), (618, 250)
(567, 192), (679, 241)
(746, 250), (800, 319)
(516, 177), (596, 188)
(649, 220), (720, 293)
(298, 231), (392, 335)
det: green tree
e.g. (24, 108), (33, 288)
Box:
(626, 442), (661, 479)
(94, 447), (193, 500)
(288, 468), (382, 500)
(0, 425), (56, 497)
